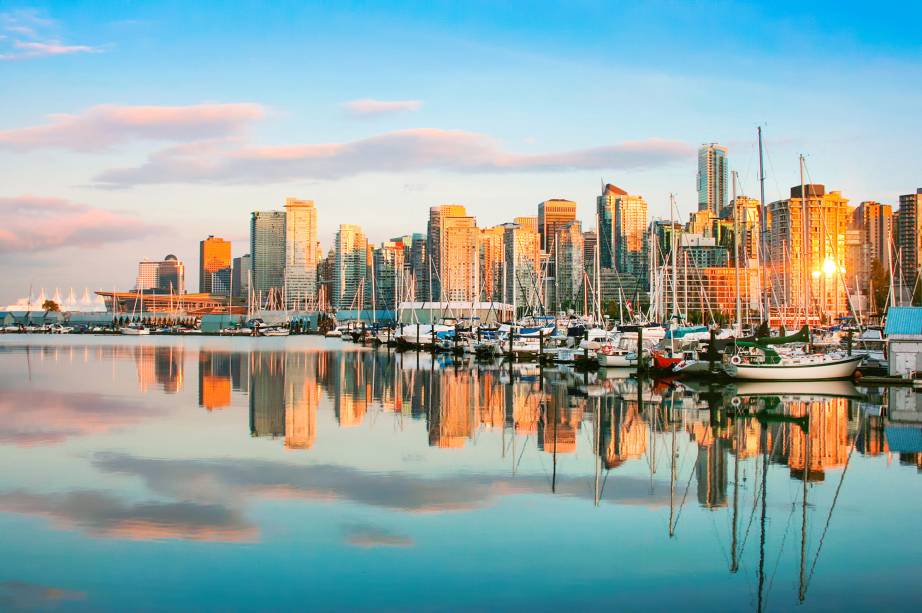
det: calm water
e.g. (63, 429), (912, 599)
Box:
(0, 335), (920, 611)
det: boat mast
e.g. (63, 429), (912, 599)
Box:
(733, 171), (742, 334)
(800, 154), (810, 327)
(758, 127), (770, 323)
(670, 194), (678, 324)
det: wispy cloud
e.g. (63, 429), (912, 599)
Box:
(0, 9), (102, 61)
(0, 103), (265, 152)
(94, 129), (693, 187)
(0, 195), (163, 253)
(343, 98), (423, 117)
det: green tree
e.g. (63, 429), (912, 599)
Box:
(42, 300), (60, 312)
(868, 258), (890, 313)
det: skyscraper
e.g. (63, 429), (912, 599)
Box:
(538, 199), (577, 252)
(136, 254), (185, 293)
(371, 241), (405, 311)
(427, 204), (467, 302)
(409, 234), (427, 301)
(597, 183), (627, 269)
(442, 215), (480, 301)
(479, 225), (506, 302)
(852, 201), (893, 291)
(615, 193), (648, 279)
(897, 189), (922, 289)
(333, 224), (368, 310)
(503, 221), (540, 311)
(232, 254), (251, 299)
(283, 197), (318, 309)
(250, 211), (286, 304)
(199, 235), (232, 295)
(554, 221), (584, 309)
(697, 143), (729, 214)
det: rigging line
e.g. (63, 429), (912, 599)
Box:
(767, 492), (800, 599)
(739, 417), (786, 555)
(803, 416), (862, 595)
(670, 428), (705, 533)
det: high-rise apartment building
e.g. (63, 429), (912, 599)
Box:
(729, 196), (761, 264)
(766, 184), (850, 317)
(479, 226), (506, 302)
(582, 230), (598, 275)
(250, 211), (286, 303)
(371, 241), (406, 311)
(538, 199), (577, 252)
(554, 221), (584, 309)
(503, 222), (540, 311)
(615, 193), (648, 279)
(283, 198), (318, 309)
(852, 201), (893, 292)
(442, 216), (480, 302)
(136, 254), (185, 293)
(409, 234), (427, 301)
(897, 189), (922, 287)
(333, 224), (368, 310)
(427, 205), (467, 302)
(199, 235), (232, 295)
(514, 216), (538, 234)
(697, 143), (729, 214)
(232, 254), (251, 299)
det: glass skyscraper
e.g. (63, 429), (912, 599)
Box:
(697, 143), (729, 214)
(250, 211), (286, 304)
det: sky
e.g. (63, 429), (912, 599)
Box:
(1, 0), (921, 303)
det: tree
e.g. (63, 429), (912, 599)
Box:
(868, 258), (890, 313)
(42, 300), (60, 312)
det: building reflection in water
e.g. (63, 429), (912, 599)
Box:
(175, 347), (922, 490)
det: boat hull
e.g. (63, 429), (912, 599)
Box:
(728, 355), (862, 381)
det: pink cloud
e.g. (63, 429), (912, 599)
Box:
(0, 103), (266, 151)
(0, 195), (163, 253)
(0, 9), (100, 61)
(342, 98), (423, 117)
(94, 128), (693, 186)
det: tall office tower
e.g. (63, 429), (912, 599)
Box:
(427, 204), (467, 302)
(538, 199), (577, 252)
(232, 254), (251, 299)
(333, 224), (368, 310)
(597, 183), (627, 268)
(766, 184), (850, 317)
(409, 234), (427, 301)
(897, 189), (922, 288)
(199, 235), (232, 295)
(317, 248), (335, 310)
(503, 221), (541, 311)
(554, 221), (584, 309)
(250, 211), (286, 304)
(853, 201), (893, 288)
(697, 143), (729, 214)
(582, 230), (598, 275)
(729, 196), (761, 264)
(479, 226), (506, 301)
(136, 254), (185, 293)
(283, 198), (318, 309)
(371, 241), (406, 311)
(442, 216), (480, 302)
(615, 193), (648, 279)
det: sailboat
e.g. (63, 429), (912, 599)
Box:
(120, 288), (150, 335)
(727, 342), (861, 380)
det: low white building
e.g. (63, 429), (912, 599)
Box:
(397, 302), (514, 325)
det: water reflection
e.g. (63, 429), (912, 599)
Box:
(1, 340), (921, 610)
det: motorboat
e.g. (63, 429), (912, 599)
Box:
(597, 344), (638, 368)
(261, 327), (290, 337)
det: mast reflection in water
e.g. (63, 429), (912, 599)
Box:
(0, 337), (920, 611)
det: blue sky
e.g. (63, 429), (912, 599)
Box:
(1, 1), (921, 302)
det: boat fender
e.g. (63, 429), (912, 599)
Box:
(730, 355), (742, 365)
(731, 396), (741, 407)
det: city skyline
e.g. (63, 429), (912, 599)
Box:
(2, 1), (922, 303)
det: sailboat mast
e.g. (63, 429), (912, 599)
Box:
(758, 127), (770, 322)
(733, 171), (742, 334)
(670, 194), (678, 323)
(800, 154), (809, 326)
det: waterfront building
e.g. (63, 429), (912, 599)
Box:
(554, 221), (584, 309)
(479, 225), (506, 301)
(538, 199), (577, 252)
(679, 234), (729, 268)
(317, 248), (335, 310)
(660, 265), (760, 323)
(697, 143), (729, 214)
(250, 211), (286, 305)
(896, 189), (922, 291)
(766, 184), (850, 319)
(135, 254), (185, 294)
(503, 221), (541, 311)
(729, 196), (761, 263)
(514, 215), (538, 234)
(583, 229), (598, 274)
(333, 224), (368, 310)
(427, 204), (467, 302)
(232, 254), (251, 299)
(371, 240), (406, 311)
(441, 216), (480, 302)
(283, 198), (319, 309)
(199, 235), (232, 295)
(409, 233), (428, 301)
(853, 201), (893, 276)
(597, 183), (626, 269)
